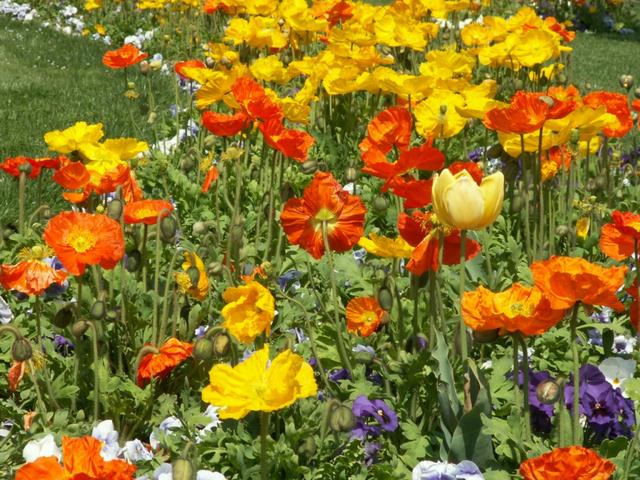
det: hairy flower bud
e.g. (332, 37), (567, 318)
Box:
(373, 195), (389, 213)
(106, 199), (123, 220)
(193, 338), (214, 361)
(329, 405), (355, 432)
(213, 333), (230, 357)
(90, 301), (105, 320)
(172, 458), (195, 480)
(12, 337), (33, 362)
(53, 303), (75, 328)
(160, 215), (178, 242)
(71, 320), (90, 337)
(536, 380), (561, 405)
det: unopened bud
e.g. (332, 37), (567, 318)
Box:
(345, 167), (357, 183)
(160, 215), (178, 242)
(139, 60), (150, 74)
(207, 261), (223, 276)
(90, 300), (106, 320)
(105, 308), (119, 323)
(106, 199), (123, 220)
(193, 338), (214, 361)
(127, 81), (136, 90)
(329, 405), (355, 432)
(12, 337), (32, 362)
(192, 221), (208, 236)
(71, 320), (90, 337)
(635, 87), (640, 100)
(205, 57), (216, 68)
(377, 288), (393, 311)
(556, 225), (571, 237)
(18, 162), (32, 175)
(619, 74), (634, 91)
(53, 303), (75, 328)
(373, 195), (388, 213)
(213, 333), (230, 356)
(297, 436), (317, 457)
(125, 250), (141, 272)
(301, 159), (317, 174)
(536, 380), (560, 405)
(172, 458), (195, 480)
(186, 266), (200, 286)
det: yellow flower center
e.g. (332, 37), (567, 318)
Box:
(18, 245), (54, 261)
(510, 302), (534, 317)
(135, 207), (160, 219)
(362, 311), (378, 324)
(314, 208), (337, 223)
(67, 228), (97, 253)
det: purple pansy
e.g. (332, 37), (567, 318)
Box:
(351, 395), (398, 440)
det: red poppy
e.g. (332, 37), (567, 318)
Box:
(102, 44), (148, 69)
(137, 338), (193, 387)
(483, 91), (550, 134)
(583, 91), (633, 138)
(632, 99), (640, 129)
(15, 436), (136, 480)
(385, 177), (434, 209)
(43, 212), (125, 276)
(599, 211), (640, 260)
(231, 76), (282, 123)
(280, 171), (366, 259)
(201, 111), (251, 137)
(259, 117), (315, 162)
(174, 59), (206, 80)
(398, 211), (480, 275)
(202, 165), (219, 193)
(0, 156), (63, 179)
(323, 0), (354, 27)
(123, 199), (174, 225)
(543, 16), (576, 43)
(0, 260), (68, 296)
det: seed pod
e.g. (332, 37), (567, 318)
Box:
(555, 225), (571, 237)
(510, 195), (524, 213)
(90, 301), (106, 320)
(53, 303), (75, 329)
(18, 162), (32, 175)
(373, 195), (389, 213)
(71, 320), (90, 337)
(213, 333), (230, 356)
(301, 159), (317, 174)
(635, 87), (640, 100)
(106, 199), (123, 220)
(192, 221), (208, 236)
(377, 288), (393, 311)
(139, 60), (150, 74)
(160, 215), (178, 242)
(329, 405), (355, 432)
(205, 57), (216, 68)
(105, 309), (119, 323)
(345, 167), (357, 183)
(193, 338), (214, 361)
(12, 337), (33, 362)
(619, 74), (634, 90)
(172, 458), (195, 480)
(536, 380), (560, 405)
(125, 250), (142, 272)
(180, 156), (195, 171)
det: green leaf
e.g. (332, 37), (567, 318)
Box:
(448, 403), (495, 468)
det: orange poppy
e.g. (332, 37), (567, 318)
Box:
(201, 111), (251, 137)
(43, 212), (125, 276)
(519, 445), (615, 480)
(531, 256), (627, 312)
(174, 59), (206, 80)
(632, 99), (640, 128)
(8, 360), (25, 392)
(231, 76), (282, 123)
(447, 161), (483, 184)
(0, 260), (67, 296)
(201, 165), (219, 193)
(280, 171), (366, 259)
(397, 211), (480, 275)
(599, 211), (640, 260)
(102, 44), (148, 69)
(322, 0), (354, 27)
(52, 161), (91, 190)
(346, 296), (385, 337)
(123, 199), (174, 225)
(259, 117), (315, 162)
(483, 91), (550, 134)
(137, 337), (193, 387)
(541, 145), (572, 182)
(16, 436), (136, 480)
(0, 156), (62, 179)
(544, 16), (576, 42)
(462, 284), (566, 336)
(359, 107), (412, 156)
(362, 143), (444, 181)
(583, 91), (633, 138)
(385, 177), (434, 209)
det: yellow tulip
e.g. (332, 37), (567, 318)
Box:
(432, 169), (504, 230)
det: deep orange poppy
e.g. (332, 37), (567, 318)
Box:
(231, 76), (282, 123)
(360, 107), (412, 155)
(0, 260), (67, 296)
(397, 211), (480, 275)
(362, 143), (444, 181)
(544, 16), (576, 42)
(519, 445), (615, 480)
(15, 436), (136, 480)
(599, 211), (640, 260)
(43, 212), (125, 276)
(201, 165), (219, 193)
(447, 161), (483, 184)
(137, 337), (193, 387)
(280, 171), (366, 259)
(123, 199), (174, 225)
(583, 91), (633, 138)
(259, 117), (315, 162)
(462, 284), (566, 336)
(346, 296), (385, 337)
(8, 360), (25, 392)
(174, 59), (206, 80)
(0, 156), (63, 179)
(483, 91), (550, 134)
(102, 44), (148, 69)
(52, 161), (91, 190)
(385, 177), (434, 209)
(201, 111), (251, 137)
(531, 256), (627, 312)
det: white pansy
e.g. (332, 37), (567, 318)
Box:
(92, 420), (120, 460)
(23, 434), (61, 463)
(599, 357), (636, 396)
(120, 439), (153, 463)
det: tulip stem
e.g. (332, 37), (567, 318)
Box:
(321, 221), (353, 373)
(518, 333), (532, 442)
(260, 412), (269, 480)
(458, 230), (468, 361)
(570, 303), (581, 445)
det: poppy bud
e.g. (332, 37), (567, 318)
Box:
(329, 405), (355, 432)
(71, 320), (90, 337)
(193, 338), (214, 361)
(12, 337), (32, 362)
(585, 82), (592, 91)
(557, 74), (567, 84)
(556, 225), (571, 237)
(18, 162), (32, 175)
(125, 250), (142, 272)
(106, 199), (123, 220)
(301, 159), (317, 174)
(635, 87), (640, 100)
(538, 95), (554, 107)
(373, 195), (388, 213)
(172, 458), (195, 480)
(105, 308), (119, 323)
(377, 288), (393, 311)
(53, 303), (75, 328)
(90, 301), (106, 320)
(297, 436), (317, 458)
(536, 380), (560, 405)
(472, 329), (499, 344)
(345, 167), (357, 183)
(186, 266), (200, 286)
(213, 332), (230, 356)
(203, 135), (217, 148)
(160, 215), (178, 242)
(205, 57), (216, 68)
(280, 182), (295, 202)
(139, 60), (150, 74)
(594, 176), (607, 191)
(619, 74), (634, 90)
(147, 112), (157, 124)
(207, 262), (223, 276)
(41, 207), (53, 220)
(510, 194), (524, 213)
(127, 81), (136, 90)
(180, 157), (195, 171)
(192, 221), (208, 236)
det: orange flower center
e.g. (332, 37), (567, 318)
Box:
(67, 228), (97, 253)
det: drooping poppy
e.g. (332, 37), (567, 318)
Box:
(15, 436), (136, 480)
(0, 256), (68, 297)
(221, 280), (275, 343)
(346, 297), (385, 337)
(531, 256), (627, 312)
(137, 337), (193, 387)
(0, 156), (63, 179)
(259, 117), (315, 162)
(102, 44), (148, 69)
(201, 344), (317, 419)
(462, 284), (567, 336)
(280, 171), (366, 259)
(201, 165), (219, 193)
(519, 445), (615, 480)
(43, 212), (125, 276)
(123, 199), (174, 225)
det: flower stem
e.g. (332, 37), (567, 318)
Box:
(87, 321), (100, 421)
(18, 171), (26, 235)
(519, 333), (532, 442)
(570, 303), (581, 444)
(260, 411), (269, 480)
(458, 229), (468, 361)
(34, 297), (60, 410)
(321, 221), (352, 372)
(512, 335), (521, 432)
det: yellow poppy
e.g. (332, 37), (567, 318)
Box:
(221, 280), (275, 343)
(44, 121), (104, 154)
(358, 234), (414, 258)
(175, 252), (209, 301)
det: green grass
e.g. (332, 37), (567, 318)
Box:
(570, 31), (640, 91)
(0, 16), (165, 159)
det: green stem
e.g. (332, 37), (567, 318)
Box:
(512, 335), (521, 429)
(519, 333), (532, 442)
(18, 171), (26, 235)
(570, 303), (581, 444)
(34, 298), (60, 410)
(260, 412), (269, 480)
(321, 221), (352, 372)
(140, 224), (149, 291)
(458, 230), (468, 361)
(152, 210), (170, 345)
(87, 321), (101, 421)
